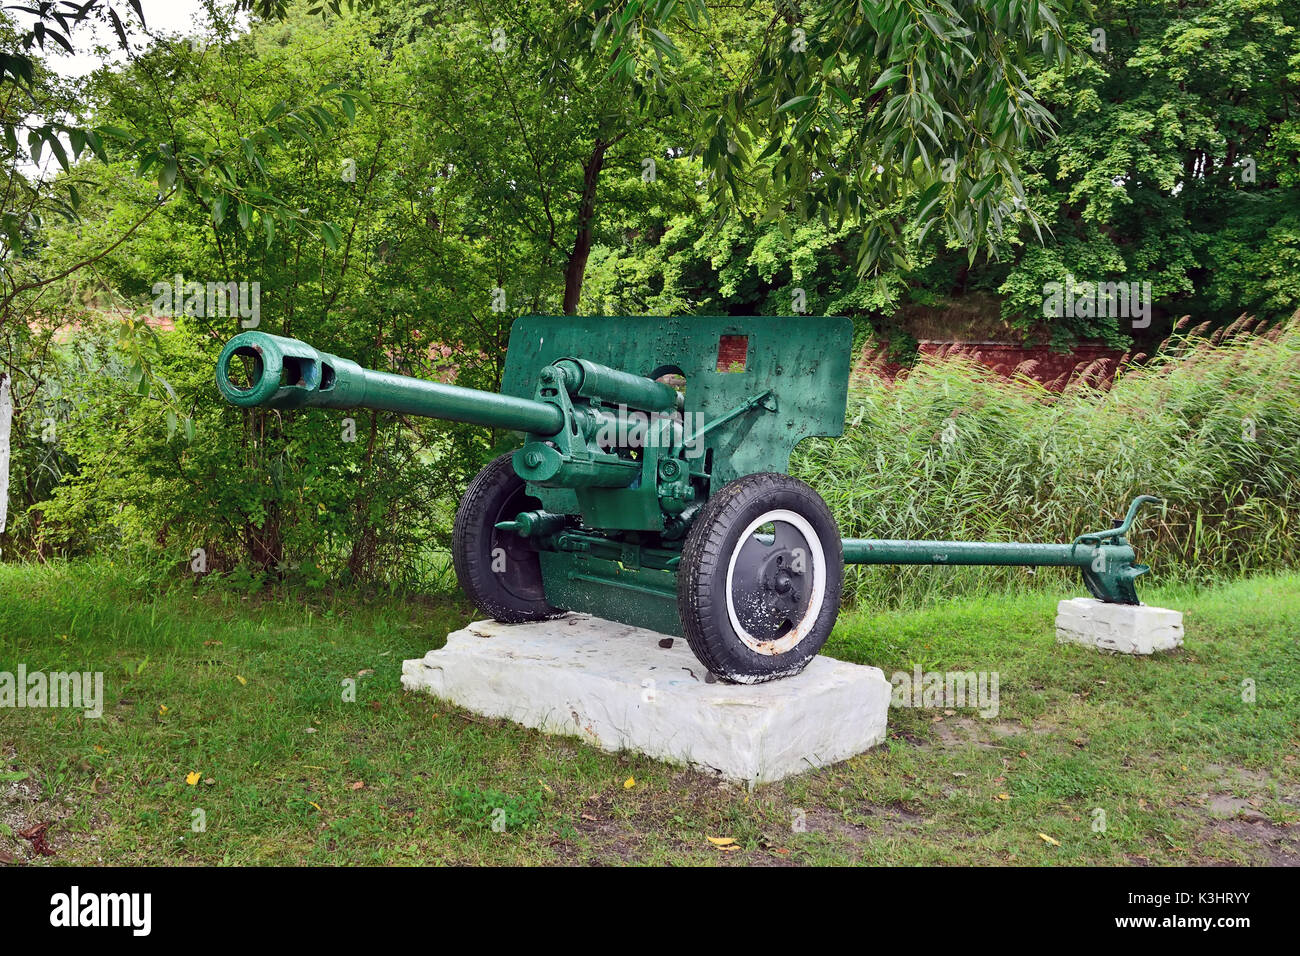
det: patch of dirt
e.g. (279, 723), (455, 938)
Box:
(804, 802), (924, 840)
(546, 776), (699, 865)
(1182, 764), (1300, 865)
(550, 806), (643, 865)
(0, 749), (89, 865)
(887, 729), (927, 748)
(1198, 763), (1300, 823)
(930, 717), (1025, 750)
(1197, 818), (1300, 866)
(986, 721), (1029, 739)
(1205, 794), (1272, 823)
(1206, 763), (1274, 788)
(802, 809), (876, 843)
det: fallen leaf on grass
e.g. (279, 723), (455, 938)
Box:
(349, 781), (365, 791)
(623, 776), (635, 789)
(1038, 833), (1061, 846)
(185, 772), (201, 786)
(707, 836), (735, 846)
(18, 822), (55, 857)
(994, 793), (1011, 801)
(580, 813), (597, 822)
(236, 675), (247, 686)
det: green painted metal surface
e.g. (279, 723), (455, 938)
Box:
(842, 538), (1106, 566)
(216, 331), (564, 434)
(538, 552), (681, 636)
(502, 315), (853, 512)
(841, 496), (1161, 603)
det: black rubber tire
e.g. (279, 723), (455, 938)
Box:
(452, 452), (559, 623)
(677, 472), (843, 684)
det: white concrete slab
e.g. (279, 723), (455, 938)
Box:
(401, 615), (891, 785)
(1055, 598), (1184, 654)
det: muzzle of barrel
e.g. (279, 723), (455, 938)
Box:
(217, 331), (365, 410)
(215, 331), (565, 434)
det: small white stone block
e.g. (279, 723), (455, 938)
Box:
(402, 615), (891, 785)
(1055, 598), (1184, 654)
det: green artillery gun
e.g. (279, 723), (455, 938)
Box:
(216, 316), (1162, 683)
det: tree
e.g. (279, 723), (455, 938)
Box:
(576, 0), (1071, 277)
(994, 0), (1300, 339)
(0, 1), (366, 557)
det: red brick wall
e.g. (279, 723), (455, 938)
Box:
(854, 341), (1130, 392)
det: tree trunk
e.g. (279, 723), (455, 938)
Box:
(562, 140), (607, 315)
(345, 410), (381, 581)
(247, 515), (283, 571)
(0, 374), (11, 553)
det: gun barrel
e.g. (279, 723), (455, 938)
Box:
(216, 331), (565, 435)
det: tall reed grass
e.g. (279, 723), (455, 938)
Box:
(793, 323), (1300, 609)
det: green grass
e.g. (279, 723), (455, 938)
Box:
(1, 560), (1297, 865)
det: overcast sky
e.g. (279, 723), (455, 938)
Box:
(33, 0), (241, 79)
(11, 1), (247, 178)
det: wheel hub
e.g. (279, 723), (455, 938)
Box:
(725, 509), (826, 655)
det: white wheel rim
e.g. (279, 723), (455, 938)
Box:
(724, 508), (826, 655)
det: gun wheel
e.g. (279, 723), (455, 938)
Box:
(453, 452), (558, 623)
(678, 473), (843, 684)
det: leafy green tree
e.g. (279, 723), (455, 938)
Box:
(994, 0), (1300, 340)
(16, 5), (448, 577)
(578, 0), (1072, 277)
(0, 1), (367, 556)
(588, 0), (1300, 347)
